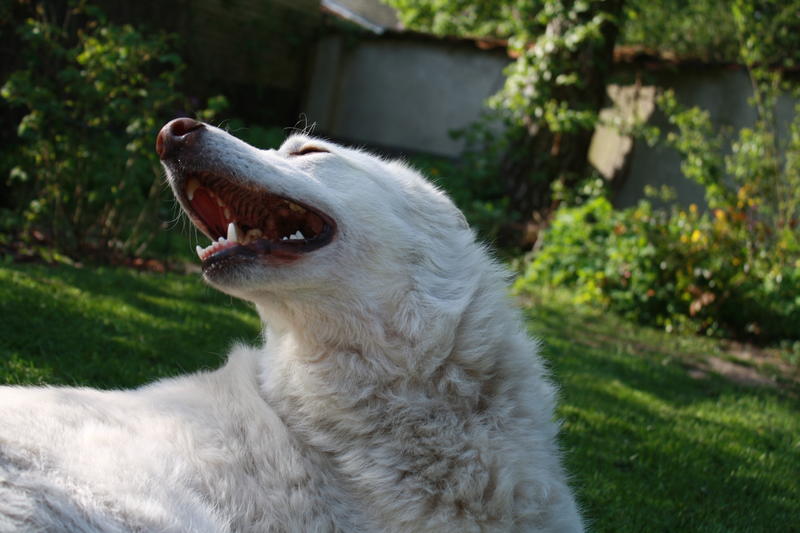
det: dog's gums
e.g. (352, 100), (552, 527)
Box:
(181, 171), (336, 264)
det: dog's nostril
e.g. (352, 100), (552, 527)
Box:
(156, 117), (205, 160)
(168, 117), (203, 137)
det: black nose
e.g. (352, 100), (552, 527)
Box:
(156, 118), (205, 160)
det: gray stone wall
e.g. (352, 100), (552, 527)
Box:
(302, 33), (798, 207)
(304, 34), (509, 155)
(608, 67), (797, 208)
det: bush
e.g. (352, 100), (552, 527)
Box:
(517, 93), (800, 342)
(516, 189), (800, 342)
(620, 0), (739, 61)
(0, 2), (220, 259)
(518, 102), (800, 341)
(517, 0), (800, 344)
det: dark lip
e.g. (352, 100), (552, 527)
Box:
(170, 170), (337, 267)
(201, 236), (331, 270)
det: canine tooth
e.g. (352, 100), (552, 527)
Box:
(186, 179), (200, 201)
(227, 222), (239, 243)
(218, 237), (225, 243)
(290, 230), (305, 240)
(195, 245), (204, 259)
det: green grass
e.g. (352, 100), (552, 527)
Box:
(0, 263), (260, 388)
(523, 289), (799, 532)
(0, 263), (798, 531)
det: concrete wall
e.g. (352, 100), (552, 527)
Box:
(304, 34), (510, 155)
(608, 67), (797, 208)
(303, 32), (798, 206)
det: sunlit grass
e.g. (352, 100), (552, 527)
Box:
(0, 263), (260, 387)
(0, 264), (797, 531)
(524, 288), (799, 532)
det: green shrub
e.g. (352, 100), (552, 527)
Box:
(517, 105), (800, 340)
(0, 2), (219, 259)
(621, 0), (739, 61)
(517, 0), (800, 344)
(517, 191), (800, 342)
(517, 100), (800, 342)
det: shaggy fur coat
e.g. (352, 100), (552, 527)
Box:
(0, 124), (583, 532)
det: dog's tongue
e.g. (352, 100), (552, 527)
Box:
(190, 187), (227, 237)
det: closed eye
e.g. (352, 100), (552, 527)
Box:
(290, 146), (329, 156)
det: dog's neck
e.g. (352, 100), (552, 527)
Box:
(251, 252), (522, 423)
(246, 263), (543, 529)
(254, 285), (459, 383)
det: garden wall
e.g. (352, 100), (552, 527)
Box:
(304, 33), (509, 155)
(604, 65), (798, 208)
(303, 32), (798, 207)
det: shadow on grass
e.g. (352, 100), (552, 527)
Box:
(0, 264), (261, 388)
(2, 265), (797, 531)
(522, 294), (799, 532)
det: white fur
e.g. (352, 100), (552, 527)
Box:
(0, 125), (583, 532)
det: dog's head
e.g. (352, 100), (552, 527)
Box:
(158, 119), (472, 308)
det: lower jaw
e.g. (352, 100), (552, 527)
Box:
(202, 241), (305, 272)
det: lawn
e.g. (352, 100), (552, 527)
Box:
(0, 262), (260, 388)
(1, 263), (797, 532)
(523, 290), (799, 532)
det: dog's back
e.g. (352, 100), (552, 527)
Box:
(0, 347), (374, 532)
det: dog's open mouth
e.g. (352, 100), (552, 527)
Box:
(180, 171), (335, 265)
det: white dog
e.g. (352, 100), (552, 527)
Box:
(0, 119), (583, 532)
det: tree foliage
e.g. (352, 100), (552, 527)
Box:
(620, 0), (739, 61)
(1, 1), (221, 258)
(380, 0), (536, 38)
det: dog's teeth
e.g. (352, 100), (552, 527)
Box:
(186, 179), (200, 201)
(227, 222), (239, 243)
(195, 245), (204, 259)
(289, 230), (305, 240)
(218, 237), (225, 243)
(224, 208), (231, 220)
(281, 236), (288, 241)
